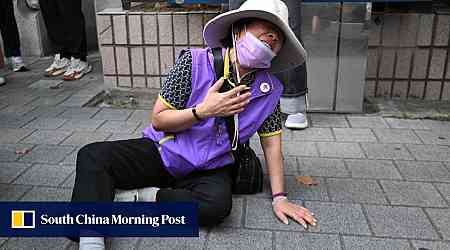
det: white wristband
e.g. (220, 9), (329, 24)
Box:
(272, 196), (287, 206)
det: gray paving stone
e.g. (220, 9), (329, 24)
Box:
(0, 162), (31, 184)
(25, 106), (67, 118)
(23, 117), (67, 129)
(138, 229), (207, 250)
(246, 198), (307, 231)
(286, 176), (329, 201)
(128, 109), (152, 122)
(3, 238), (70, 250)
(299, 158), (349, 177)
(0, 143), (35, 162)
(96, 121), (141, 134)
(283, 141), (318, 157)
(58, 119), (105, 132)
(372, 129), (422, 144)
(406, 144), (450, 161)
(412, 240), (450, 250)
(426, 208), (450, 240)
(310, 114), (349, 128)
(14, 164), (74, 186)
(380, 181), (447, 207)
(0, 114), (35, 128)
(60, 171), (76, 188)
(275, 232), (341, 250)
(365, 205), (439, 239)
(106, 133), (142, 141)
(21, 129), (72, 145)
(207, 228), (272, 250)
(18, 145), (75, 164)
(0, 104), (37, 116)
(220, 198), (243, 228)
(345, 159), (403, 179)
(360, 143), (413, 160)
(327, 178), (388, 204)
(0, 184), (32, 201)
(59, 147), (80, 166)
(58, 96), (94, 107)
(303, 201), (371, 235)
(28, 79), (63, 89)
(333, 128), (377, 142)
(92, 108), (133, 121)
(0, 238), (6, 248)
(316, 142), (365, 158)
(422, 120), (450, 132)
(384, 118), (429, 130)
(342, 236), (410, 250)
(20, 186), (72, 201)
(60, 132), (111, 146)
(27, 93), (71, 106)
(395, 160), (450, 182)
(106, 238), (140, 250)
(414, 130), (450, 145)
(58, 107), (100, 120)
(289, 128), (335, 141)
(435, 183), (450, 203)
(0, 128), (35, 144)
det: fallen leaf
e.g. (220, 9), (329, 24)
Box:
(15, 148), (31, 155)
(296, 176), (319, 186)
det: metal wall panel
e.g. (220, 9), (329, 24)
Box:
(302, 3), (340, 112)
(335, 3), (369, 112)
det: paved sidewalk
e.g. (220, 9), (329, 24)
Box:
(1, 56), (450, 250)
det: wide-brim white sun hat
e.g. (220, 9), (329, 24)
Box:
(203, 0), (307, 73)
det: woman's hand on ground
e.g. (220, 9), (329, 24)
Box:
(273, 199), (317, 228)
(196, 78), (251, 119)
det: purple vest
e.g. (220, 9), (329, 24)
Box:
(143, 48), (283, 177)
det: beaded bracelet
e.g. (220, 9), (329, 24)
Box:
(272, 192), (288, 199)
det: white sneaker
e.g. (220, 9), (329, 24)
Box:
(45, 54), (70, 77)
(285, 113), (309, 129)
(11, 57), (27, 72)
(63, 58), (92, 81)
(114, 187), (159, 202)
(0, 76), (6, 86)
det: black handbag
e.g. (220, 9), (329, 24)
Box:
(212, 48), (264, 194)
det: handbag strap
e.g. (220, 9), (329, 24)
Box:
(212, 48), (246, 150)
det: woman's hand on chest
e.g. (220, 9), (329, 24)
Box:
(196, 78), (251, 119)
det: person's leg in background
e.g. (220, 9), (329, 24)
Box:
(38, 0), (71, 76)
(278, 0), (309, 129)
(0, 0), (28, 72)
(228, 0), (246, 9)
(57, 0), (92, 81)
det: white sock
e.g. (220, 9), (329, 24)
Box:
(79, 237), (105, 250)
(137, 187), (160, 202)
(114, 187), (160, 202)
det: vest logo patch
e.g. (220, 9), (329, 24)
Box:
(259, 82), (271, 93)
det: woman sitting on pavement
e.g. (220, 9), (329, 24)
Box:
(71, 0), (316, 249)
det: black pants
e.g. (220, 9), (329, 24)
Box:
(38, 0), (87, 61)
(0, 0), (21, 57)
(71, 138), (233, 229)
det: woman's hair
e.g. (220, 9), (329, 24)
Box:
(220, 18), (257, 48)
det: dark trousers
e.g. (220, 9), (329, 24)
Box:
(0, 0), (21, 57)
(71, 138), (233, 229)
(38, 0), (87, 61)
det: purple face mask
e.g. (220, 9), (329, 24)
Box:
(234, 30), (276, 69)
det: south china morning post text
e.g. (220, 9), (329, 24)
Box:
(0, 202), (198, 237)
(40, 213), (186, 227)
